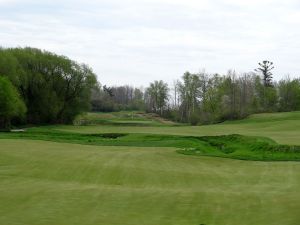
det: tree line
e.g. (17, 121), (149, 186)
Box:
(92, 60), (300, 125)
(1, 47), (300, 128)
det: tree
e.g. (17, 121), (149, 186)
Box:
(172, 80), (180, 108)
(90, 84), (146, 112)
(255, 60), (276, 111)
(278, 77), (300, 111)
(201, 74), (223, 123)
(0, 76), (26, 129)
(0, 47), (97, 124)
(178, 72), (201, 122)
(220, 70), (240, 120)
(255, 60), (274, 87)
(145, 80), (169, 115)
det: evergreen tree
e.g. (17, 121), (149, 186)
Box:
(255, 60), (274, 87)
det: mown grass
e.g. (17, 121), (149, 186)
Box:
(0, 139), (300, 225)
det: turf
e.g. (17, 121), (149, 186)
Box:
(0, 139), (300, 225)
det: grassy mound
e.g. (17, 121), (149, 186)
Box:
(178, 134), (300, 161)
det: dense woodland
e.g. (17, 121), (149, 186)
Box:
(1, 47), (300, 129)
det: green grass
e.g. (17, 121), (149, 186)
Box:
(1, 111), (300, 224)
(178, 134), (300, 161)
(1, 139), (300, 225)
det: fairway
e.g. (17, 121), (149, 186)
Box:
(1, 139), (300, 225)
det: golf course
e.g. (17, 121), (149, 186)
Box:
(2, 0), (300, 223)
(1, 111), (300, 225)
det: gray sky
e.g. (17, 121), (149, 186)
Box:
(1, 0), (300, 86)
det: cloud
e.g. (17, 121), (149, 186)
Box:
(0, 0), (300, 86)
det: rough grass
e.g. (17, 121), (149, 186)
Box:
(178, 134), (300, 161)
(0, 139), (300, 225)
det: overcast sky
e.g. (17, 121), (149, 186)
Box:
(1, 0), (300, 86)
